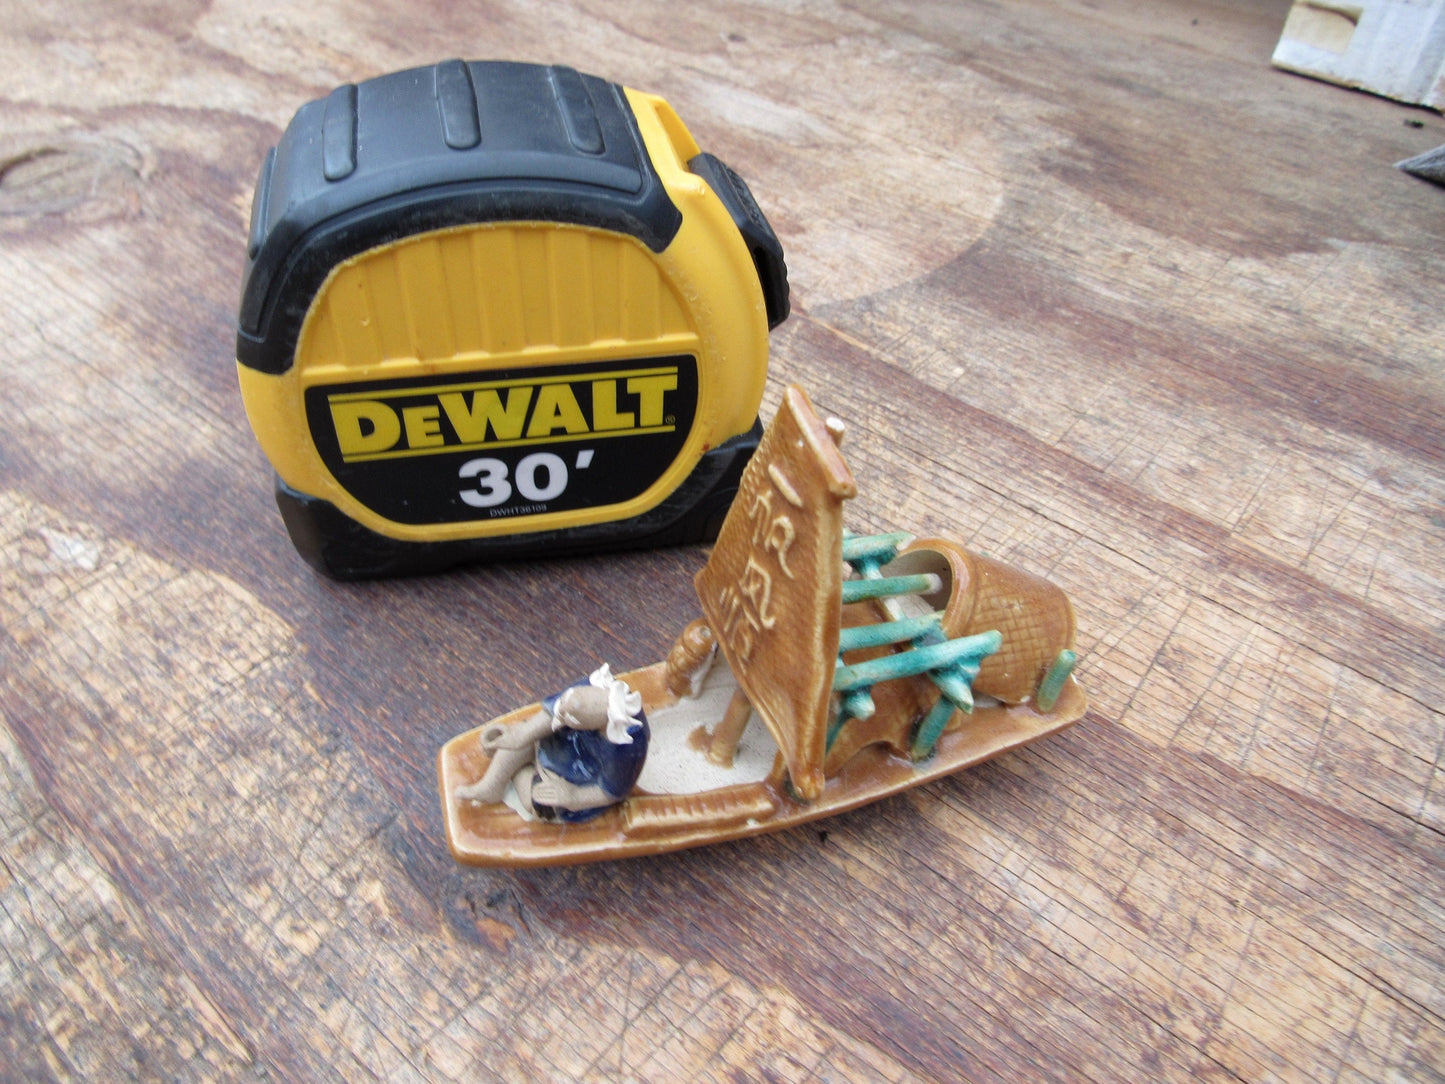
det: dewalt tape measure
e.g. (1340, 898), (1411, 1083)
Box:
(236, 60), (788, 578)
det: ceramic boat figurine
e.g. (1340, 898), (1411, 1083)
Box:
(439, 386), (1087, 866)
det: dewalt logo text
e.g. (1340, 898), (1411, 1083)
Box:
(304, 357), (699, 527)
(324, 366), (681, 463)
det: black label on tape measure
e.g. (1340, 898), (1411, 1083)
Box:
(305, 356), (699, 526)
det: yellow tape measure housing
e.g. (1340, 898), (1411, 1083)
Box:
(237, 61), (788, 577)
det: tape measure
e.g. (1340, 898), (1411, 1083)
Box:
(236, 60), (788, 578)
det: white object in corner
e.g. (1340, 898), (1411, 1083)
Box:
(1272, 0), (1445, 109)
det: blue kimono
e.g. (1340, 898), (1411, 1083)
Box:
(533, 683), (649, 823)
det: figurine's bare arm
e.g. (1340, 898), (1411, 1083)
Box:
(529, 775), (612, 812)
(456, 708), (555, 804)
(480, 708), (554, 752)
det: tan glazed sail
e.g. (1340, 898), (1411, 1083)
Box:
(694, 386), (855, 800)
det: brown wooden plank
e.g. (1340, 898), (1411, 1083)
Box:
(2, 0), (1442, 1080)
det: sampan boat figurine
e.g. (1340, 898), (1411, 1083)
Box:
(439, 386), (1086, 866)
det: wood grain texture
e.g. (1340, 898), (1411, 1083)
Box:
(1, 0), (1441, 1080)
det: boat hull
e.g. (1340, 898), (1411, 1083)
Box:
(438, 662), (1086, 867)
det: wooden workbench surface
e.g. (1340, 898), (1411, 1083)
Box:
(2, 1), (1442, 1080)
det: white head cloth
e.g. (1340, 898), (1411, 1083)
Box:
(589, 663), (643, 744)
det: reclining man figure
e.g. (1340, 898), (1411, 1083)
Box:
(454, 664), (649, 822)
